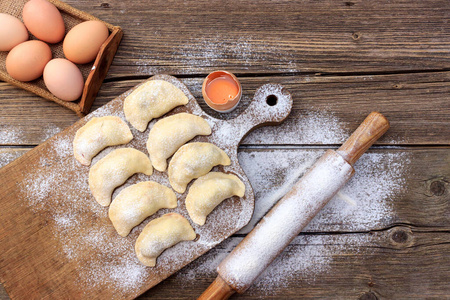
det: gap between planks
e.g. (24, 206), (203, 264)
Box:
(102, 68), (450, 84)
(233, 223), (450, 238)
(1, 145), (450, 150)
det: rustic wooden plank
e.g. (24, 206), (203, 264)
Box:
(1, 143), (443, 274)
(0, 74), (288, 299)
(0, 0), (447, 298)
(57, 0), (450, 76)
(0, 146), (447, 299)
(238, 147), (450, 233)
(0, 147), (447, 232)
(0, 149), (28, 168)
(138, 227), (450, 299)
(0, 82), (79, 146)
(1, 72), (449, 145)
(2, 228), (449, 299)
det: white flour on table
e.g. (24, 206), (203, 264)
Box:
(43, 123), (63, 141)
(0, 125), (24, 144)
(175, 132), (410, 294)
(245, 149), (409, 294)
(244, 110), (349, 145)
(12, 95), (410, 295)
(0, 150), (24, 168)
(137, 35), (298, 75)
(239, 149), (410, 233)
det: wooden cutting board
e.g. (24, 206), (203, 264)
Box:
(0, 74), (292, 299)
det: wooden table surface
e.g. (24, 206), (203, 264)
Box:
(0, 0), (449, 299)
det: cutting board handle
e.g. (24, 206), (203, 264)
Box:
(236, 84), (293, 135)
(337, 111), (390, 165)
(211, 84), (293, 148)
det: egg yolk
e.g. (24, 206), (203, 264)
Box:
(205, 75), (239, 104)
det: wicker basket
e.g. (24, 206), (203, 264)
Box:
(0, 0), (123, 116)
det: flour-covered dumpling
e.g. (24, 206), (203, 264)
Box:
(109, 181), (177, 237)
(147, 113), (211, 172)
(89, 148), (153, 206)
(73, 116), (133, 166)
(168, 142), (231, 193)
(124, 80), (189, 132)
(135, 213), (196, 267)
(186, 172), (245, 226)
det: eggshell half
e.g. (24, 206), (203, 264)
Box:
(43, 58), (84, 101)
(22, 0), (65, 44)
(6, 40), (52, 82)
(0, 13), (28, 51)
(63, 20), (109, 64)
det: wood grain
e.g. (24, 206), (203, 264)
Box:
(197, 276), (236, 300)
(55, 0), (450, 76)
(79, 27), (123, 115)
(2, 147), (447, 232)
(0, 146), (447, 299)
(2, 224), (447, 300)
(337, 112), (390, 165)
(139, 226), (450, 299)
(214, 111), (392, 295)
(0, 149), (28, 168)
(1, 72), (449, 146)
(0, 0), (448, 298)
(0, 75), (293, 300)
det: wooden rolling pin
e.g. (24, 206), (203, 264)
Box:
(198, 111), (390, 299)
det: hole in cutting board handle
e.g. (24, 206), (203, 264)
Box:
(266, 94), (278, 106)
(193, 234), (200, 242)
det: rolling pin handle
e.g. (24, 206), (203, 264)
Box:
(197, 275), (236, 300)
(337, 111), (390, 166)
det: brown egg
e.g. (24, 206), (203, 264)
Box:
(6, 40), (52, 82)
(22, 0), (65, 44)
(43, 58), (84, 101)
(0, 13), (29, 51)
(63, 21), (109, 64)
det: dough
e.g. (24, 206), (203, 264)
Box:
(147, 113), (211, 172)
(123, 80), (189, 132)
(73, 116), (133, 166)
(89, 148), (153, 206)
(186, 172), (245, 226)
(168, 142), (231, 193)
(109, 181), (177, 237)
(135, 213), (196, 267)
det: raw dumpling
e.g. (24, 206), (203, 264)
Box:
(109, 181), (177, 237)
(168, 142), (231, 193)
(135, 213), (196, 267)
(89, 148), (153, 206)
(73, 116), (133, 166)
(147, 113), (211, 172)
(124, 80), (189, 132)
(186, 172), (245, 226)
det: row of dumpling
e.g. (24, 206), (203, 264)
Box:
(72, 80), (244, 266)
(124, 79), (245, 226)
(73, 82), (245, 223)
